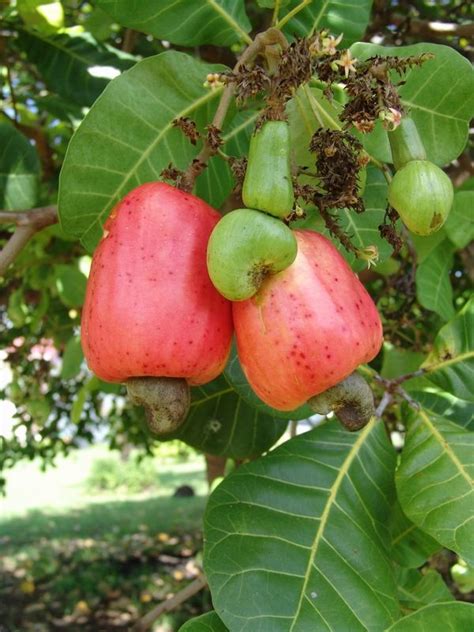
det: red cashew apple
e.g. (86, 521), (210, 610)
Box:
(81, 182), (233, 432)
(233, 230), (383, 411)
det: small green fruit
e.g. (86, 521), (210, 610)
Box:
(388, 117), (427, 170)
(207, 208), (297, 301)
(242, 121), (294, 218)
(388, 160), (453, 236)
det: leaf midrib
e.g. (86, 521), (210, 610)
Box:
(289, 418), (375, 629)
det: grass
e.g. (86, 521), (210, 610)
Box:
(0, 446), (210, 631)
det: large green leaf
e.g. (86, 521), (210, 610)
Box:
(397, 568), (453, 613)
(386, 602), (474, 631)
(61, 336), (84, 380)
(162, 375), (287, 459)
(58, 51), (227, 251)
(17, 30), (135, 107)
(179, 611), (228, 631)
(444, 191), (474, 249)
(0, 123), (40, 210)
(415, 241), (455, 322)
(98, 0), (252, 46)
(422, 298), (474, 402)
(409, 389), (474, 430)
(281, 0), (373, 46)
(389, 500), (441, 569)
(224, 343), (313, 421)
(350, 43), (474, 166)
(204, 421), (400, 630)
(396, 411), (474, 565)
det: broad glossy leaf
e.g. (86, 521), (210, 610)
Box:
(397, 568), (453, 613)
(195, 110), (257, 209)
(410, 229), (447, 264)
(258, 0), (291, 7)
(282, 0), (373, 46)
(59, 51), (228, 251)
(224, 343), (313, 421)
(98, 0), (252, 46)
(61, 336), (84, 379)
(422, 298), (474, 402)
(381, 346), (425, 381)
(444, 191), (474, 249)
(0, 123), (40, 210)
(386, 602), (474, 631)
(396, 412), (474, 565)
(163, 375), (287, 459)
(180, 611), (228, 631)
(17, 30), (135, 107)
(54, 264), (87, 307)
(350, 43), (474, 166)
(205, 421), (400, 630)
(409, 389), (473, 430)
(389, 500), (441, 569)
(17, 0), (64, 34)
(415, 241), (455, 322)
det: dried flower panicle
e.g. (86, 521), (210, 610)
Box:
(172, 117), (200, 145)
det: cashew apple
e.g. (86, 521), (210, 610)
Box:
(81, 182), (233, 433)
(233, 230), (383, 410)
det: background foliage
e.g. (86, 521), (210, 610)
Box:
(1, 0), (473, 630)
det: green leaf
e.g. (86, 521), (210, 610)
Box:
(17, 30), (136, 107)
(162, 375), (287, 459)
(258, 0), (291, 7)
(58, 51), (227, 251)
(416, 241), (455, 322)
(343, 166), (393, 269)
(422, 298), (474, 402)
(381, 346), (425, 381)
(282, 0), (373, 46)
(55, 264), (87, 307)
(411, 229), (447, 264)
(386, 602), (474, 631)
(0, 123), (40, 210)
(410, 389), (474, 430)
(71, 383), (88, 423)
(396, 412), (474, 565)
(444, 191), (474, 249)
(195, 110), (257, 209)
(350, 43), (474, 166)
(17, 0), (64, 34)
(389, 500), (441, 569)
(204, 421), (400, 630)
(224, 343), (313, 421)
(98, 0), (252, 46)
(61, 336), (84, 379)
(397, 568), (453, 613)
(179, 611), (228, 631)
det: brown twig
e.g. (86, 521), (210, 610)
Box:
(132, 575), (207, 632)
(390, 15), (474, 39)
(122, 28), (138, 53)
(180, 28), (288, 191)
(0, 206), (58, 276)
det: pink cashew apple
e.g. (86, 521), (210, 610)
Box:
(81, 182), (233, 432)
(233, 230), (383, 411)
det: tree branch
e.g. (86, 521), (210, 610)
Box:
(132, 574), (207, 632)
(180, 28), (288, 191)
(0, 205), (58, 276)
(390, 15), (474, 39)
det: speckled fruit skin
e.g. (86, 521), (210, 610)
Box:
(81, 182), (233, 385)
(233, 230), (383, 410)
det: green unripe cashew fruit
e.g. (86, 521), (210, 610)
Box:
(308, 372), (375, 432)
(242, 121), (295, 218)
(388, 160), (453, 236)
(207, 208), (297, 301)
(388, 117), (427, 170)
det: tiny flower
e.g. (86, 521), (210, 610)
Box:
(357, 245), (379, 269)
(379, 107), (402, 130)
(204, 73), (224, 89)
(336, 50), (357, 78)
(321, 33), (343, 56)
(353, 119), (375, 134)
